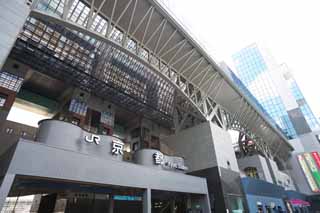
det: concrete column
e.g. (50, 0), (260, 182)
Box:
(0, 1), (30, 69)
(170, 199), (175, 213)
(108, 195), (114, 213)
(0, 173), (15, 210)
(202, 194), (211, 213)
(186, 195), (192, 210)
(143, 188), (151, 213)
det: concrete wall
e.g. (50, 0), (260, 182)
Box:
(5, 140), (209, 195)
(267, 157), (296, 190)
(162, 122), (216, 172)
(297, 131), (320, 152)
(209, 122), (239, 172)
(237, 155), (273, 183)
(239, 155), (296, 190)
(289, 138), (305, 154)
(0, 0), (30, 69)
(276, 170), (295, 191)
(36, 119), (123, 161)
(162, 121), (239, 173)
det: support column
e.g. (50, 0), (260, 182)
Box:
(108, 194), (114, 213)
(170, 199), (175, 213)
(143, 188), (151, 213)
(202, 194), (211, 213)
(0, 173), (15, 211)
(0, 1), (30, 69)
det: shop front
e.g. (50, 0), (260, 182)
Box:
(241, 177), (287, 212)
(0, 119), (210, 213)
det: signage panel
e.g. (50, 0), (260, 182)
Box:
(311, 152), (320, 169)
(297, 154), (319, 192)
(304, 153), (320, 187)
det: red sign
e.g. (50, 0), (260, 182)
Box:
(311, 152), (320, 169)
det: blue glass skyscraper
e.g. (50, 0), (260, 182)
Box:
(231, 43), (319, 139)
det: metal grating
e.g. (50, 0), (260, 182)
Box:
(11, 17), (175, 127)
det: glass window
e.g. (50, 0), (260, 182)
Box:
(228, 196), (245, 213)
(71, 117), (80, 126)
(131, 128), (140, 138)
(244, 167), (259, 179)
(0, 72), (23, 92)
(0, 93), (7, 107)
(69, 99), (87, 116)
(5, 128), (14, 134)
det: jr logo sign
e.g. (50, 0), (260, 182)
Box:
(85, 134), (101, 145)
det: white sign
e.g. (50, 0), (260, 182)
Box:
(153, 152), (188, 171)
(112, 139), (124, 155)
(153, 152), (165, 165)
(85, 134), (100, 145)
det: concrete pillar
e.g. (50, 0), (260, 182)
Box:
(170, 199), (175, 213)
(202, 194), (211, 213)
(0, 1), (30, 69)
(186, 195), (192, 211)
(108, 195), (114, 213)
(143, 188), (151, 213)
(0, 173), (15, 211)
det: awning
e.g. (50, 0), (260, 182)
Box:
(290, 199), (310, 206)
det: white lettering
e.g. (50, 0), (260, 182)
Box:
(85, 134), (100, 145)
(112, 140), (124, 155)
(153, 152), (188, 171)
(153, 152), (164, 165)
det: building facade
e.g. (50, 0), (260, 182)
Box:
(230, 43), (320, 208)
(232, 43), (319, 139)
(0, 1), (313, 212)
(221, 62), (313, 212)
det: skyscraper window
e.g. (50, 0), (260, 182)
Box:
(231, 43), (319, 138)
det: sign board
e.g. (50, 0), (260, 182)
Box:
(85, 134), (100, 145)
(153, 151), (188, 171)
(297, 154), (319, 192)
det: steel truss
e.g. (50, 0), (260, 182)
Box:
(14, 0), (293, 160)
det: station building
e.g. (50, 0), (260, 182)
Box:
(0, 0), (307, 212)
(229, 44), (320, 211)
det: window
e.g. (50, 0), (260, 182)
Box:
(5, 128), (13, 134)
(0, 72), (23, 92)
(131, 128), (140, 138)
(227, 161), (231, 169)
(132, 142), (139, 151)
(20, 131), (27, 137)
(0, 93), (7, 107)
(244, 167), (259, 179)
(69, 99), (87, 116)
(71, 117), (80, 125)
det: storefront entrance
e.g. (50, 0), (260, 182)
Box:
(1, 176), (208, 213)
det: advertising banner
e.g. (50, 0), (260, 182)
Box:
(311, 152), (320, 169)
(297, 154), (319, 192)
(304, 153), (320, 188)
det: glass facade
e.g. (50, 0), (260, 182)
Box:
(232, 44), (319, 139)
(288, 78), (320, 130)
(221, 63), (282, 132)
(233, 45), (267, 85)
(232, 44), (298, 139)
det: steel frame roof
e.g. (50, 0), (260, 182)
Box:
(22, 0), (293, 159)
